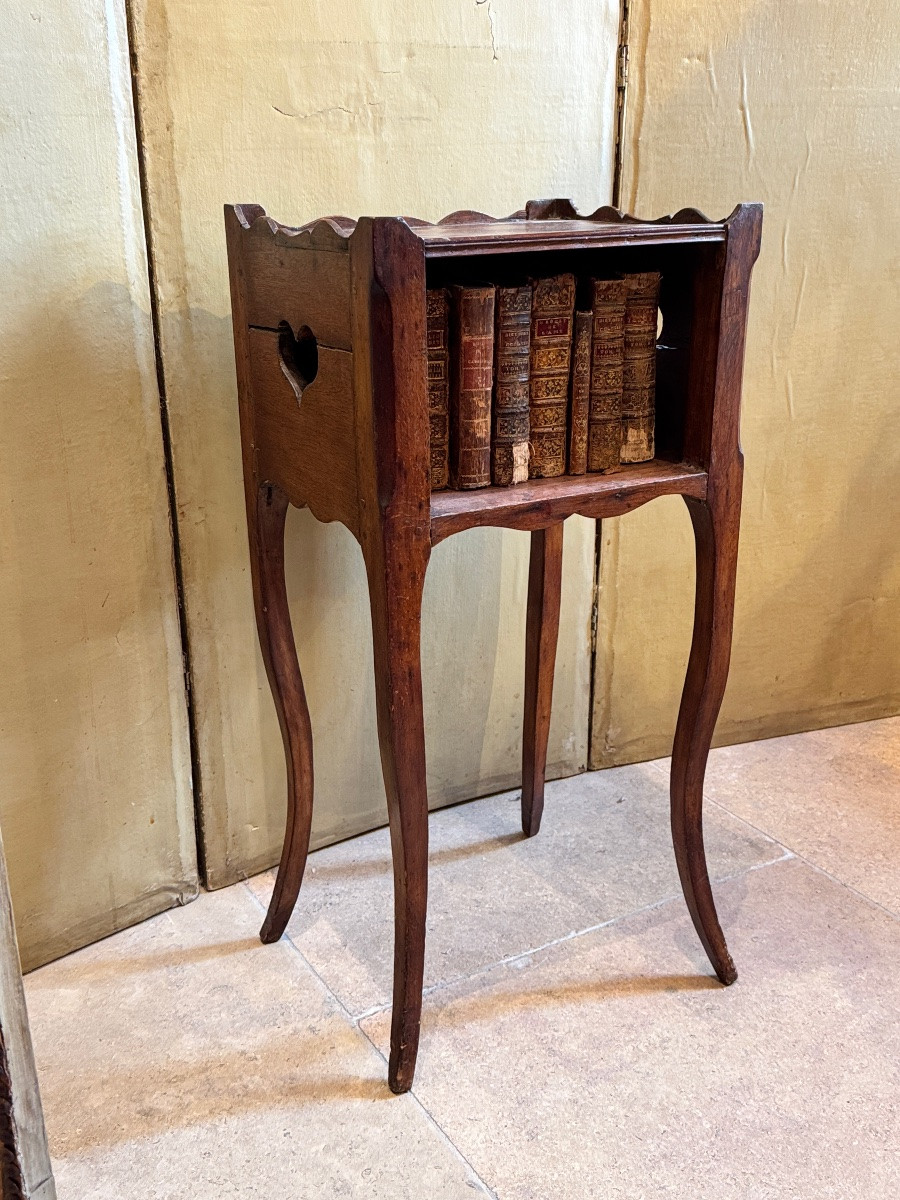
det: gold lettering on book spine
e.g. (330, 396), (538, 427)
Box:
(492, 285), (532, 486)
(449, 285), (495, 489)
(621, 272), (661, 463)
(426, 288), (450, 489)
(568, 310), (591, 475)
(587, 277), (626, 472)
(528, 274), (576, 478)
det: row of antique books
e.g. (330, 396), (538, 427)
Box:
(426, 271), (661, 490)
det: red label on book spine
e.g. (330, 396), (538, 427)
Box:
(534, 316), (572, 339)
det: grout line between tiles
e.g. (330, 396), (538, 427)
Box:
(240, 881), (358, 1025)
(787, 857), (900, 923)
(355, 1019), (501, 1200)
(702, 797), (900, 924)
(238, 847), (797, 1197)
(239, 882), (499, 1198)
(351, 848), (793, 1023)
(648, 753), (900, 922)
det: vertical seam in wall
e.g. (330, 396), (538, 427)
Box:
(611, 0), (631, 209)
(590, 0), (632, 767)
(122, 1), (206, 883)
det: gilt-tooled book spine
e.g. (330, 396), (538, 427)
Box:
(621, 271), (661, 464)
(567, 310), (592, 475)
(426, 288), (450, 490)
(587, 278), (627, 472)
(492, 285), (532, 486)
(449, 284), (495, 489)
(528, 274), (576, 478)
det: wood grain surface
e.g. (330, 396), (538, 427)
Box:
(225, 199), (763, 1091)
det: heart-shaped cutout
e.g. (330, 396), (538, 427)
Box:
(278, 321), (318, 404)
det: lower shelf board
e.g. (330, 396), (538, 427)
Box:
(429, 459), (707, 543)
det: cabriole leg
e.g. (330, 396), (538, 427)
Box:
(365, 528), (431, 1093)
(671, 493), (740, 985)
(248, 483), (315, 945)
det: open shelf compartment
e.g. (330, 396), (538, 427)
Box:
(429, 459), (707, 543)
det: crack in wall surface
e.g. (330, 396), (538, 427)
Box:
(272, 103), (355, 119)
(475, 0), (499, 62)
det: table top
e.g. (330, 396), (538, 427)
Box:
(412, 217), (726, 257)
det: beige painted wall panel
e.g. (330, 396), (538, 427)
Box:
(131, 1), (618, 884)
(592, 0), (900, 766)
(0, 1), (197, 967)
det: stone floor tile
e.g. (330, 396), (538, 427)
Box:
(362, 857), (900, 1200)
(246, 762), (783, 1016)
(697, 717), (900, 914)
(24, 885), (489, 1200)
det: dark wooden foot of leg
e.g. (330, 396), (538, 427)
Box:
(247, 483), (315, 945)
(521, 523), (564, 837)
(671, 495), (739, 985)
(366, 528), (430, 1093)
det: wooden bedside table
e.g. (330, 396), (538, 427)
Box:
(225, 199), (763, 1092)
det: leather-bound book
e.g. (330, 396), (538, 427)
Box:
(449, 284), (495, 489)
(621, 271), (661, 463)
(491, 284), (532, 486)
(587, 278), (626, 472)
(528, 273), (576, 478)
(426, 288), (450, 489)
(567, 310), (592, 475)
